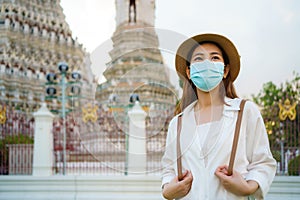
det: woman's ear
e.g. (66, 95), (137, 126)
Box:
(223, 65), (230, 79)
(186, 67), (191, 79)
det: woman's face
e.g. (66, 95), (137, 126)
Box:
(186, 43), (229, 79)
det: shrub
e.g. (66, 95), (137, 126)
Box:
(0, 134), (33, 149)
(288, 155), (300, 176)
(271, 150), (281, 163)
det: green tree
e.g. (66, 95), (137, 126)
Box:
(252, 71), (300, 107)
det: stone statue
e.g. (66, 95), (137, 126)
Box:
(129, 0), (136, 23)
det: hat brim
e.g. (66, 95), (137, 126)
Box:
(175, 33), (240, 81)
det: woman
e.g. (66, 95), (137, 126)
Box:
(161, 33), (276, 199)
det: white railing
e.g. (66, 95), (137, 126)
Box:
(7, 144), (33, 175)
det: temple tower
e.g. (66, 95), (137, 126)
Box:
(96, 0), (177, 116)
(0, 0), (95, 112)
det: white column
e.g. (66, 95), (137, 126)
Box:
(127, 101), (147, 174)
(32, 103), (55, 176)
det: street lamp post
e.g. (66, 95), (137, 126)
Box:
(108, 94), (139, 175)
(45, 62), (81, 175)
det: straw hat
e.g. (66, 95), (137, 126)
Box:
(175, 33), (240, 81)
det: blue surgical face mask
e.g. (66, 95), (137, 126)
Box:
(190, 60), (225, 92)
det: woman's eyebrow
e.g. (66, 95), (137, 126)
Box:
(210, 52), (222, 55)
(192, 52), (204, 58)
(192, 52), (221, 58)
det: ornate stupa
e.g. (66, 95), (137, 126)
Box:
(93, 0), (177, 174)
(0, 0), (95, 112)
(96, 0), (177, 118)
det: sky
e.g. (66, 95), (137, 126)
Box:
(60, 0), (300, 98)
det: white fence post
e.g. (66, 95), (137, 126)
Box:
(32, 103), (54, 176)
(127, 101), (147, 174)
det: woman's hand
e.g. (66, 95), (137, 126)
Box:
(162, 170), (193, 200)
(215, 165), (259, 196)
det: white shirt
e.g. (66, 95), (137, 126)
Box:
(195, 120), (223, 167)
(161, 98), (276, 200)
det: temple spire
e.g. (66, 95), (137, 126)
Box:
(97, 0), (176, 112)
(115, 0), (155, 28)
(128, 0), (136, 23)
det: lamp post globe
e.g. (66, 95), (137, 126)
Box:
(71, 71), (81, 81)
(129, 93), (139, 104)
(46, 73), (57, 83)
(58, 62), (69, 74)
(70, 85), (80, 95)
(46, 87), (57, 96)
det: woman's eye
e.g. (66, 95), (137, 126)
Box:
(193, 57), (203, 61)
(212, 56), (221, 61)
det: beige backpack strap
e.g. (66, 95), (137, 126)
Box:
(176, 114), (183, 181)
(228, 99), (247, 176)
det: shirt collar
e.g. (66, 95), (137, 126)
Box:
(224, 97), (241, 111)
(180, 97), (241, 118)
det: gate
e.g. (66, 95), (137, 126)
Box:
(52, 103), (174, 175)
(266, 102), (300, 175)
(0, 103), (34, 175)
